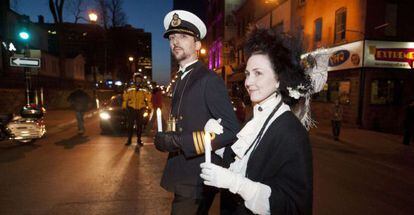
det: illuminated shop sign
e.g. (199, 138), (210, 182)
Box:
(364, 40), (414, 69)
(303, 41), (363, 72)
(329, 50), (350, 67)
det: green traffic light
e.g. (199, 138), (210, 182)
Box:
(19, 31), (30, 40)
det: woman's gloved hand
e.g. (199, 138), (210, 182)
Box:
(200, 162), (261, 202)
(204, 118), (223, 135)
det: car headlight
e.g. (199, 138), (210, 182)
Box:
(100, 112), (111, 120)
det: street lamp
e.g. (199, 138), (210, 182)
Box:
(88, 12), (98, 23)
(200, 48), (207, 55)
(128, 56), (134, 77)
(19, 31), (30, 40)
(88, 12), (99, 107)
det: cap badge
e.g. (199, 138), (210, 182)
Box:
(171, 13), (182, 27)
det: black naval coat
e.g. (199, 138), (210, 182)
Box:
(160, 60), (240, 198)
(222, 111), (313, 215)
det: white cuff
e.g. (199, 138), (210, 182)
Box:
(230, 176), (271, 215)
(214, 148), (225, 158)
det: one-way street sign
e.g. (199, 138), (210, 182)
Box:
(10, 57), (41, 68)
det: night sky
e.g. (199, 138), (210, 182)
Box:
(12, 0), (173, 85)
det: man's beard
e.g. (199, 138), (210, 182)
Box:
(172, 47), (188, 62)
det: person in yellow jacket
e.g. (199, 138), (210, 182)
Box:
(122, 73), (152, 147)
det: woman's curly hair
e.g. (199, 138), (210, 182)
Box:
(244, 27), (311, 106)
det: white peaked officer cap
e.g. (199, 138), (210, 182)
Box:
(163, 10), (207, 40)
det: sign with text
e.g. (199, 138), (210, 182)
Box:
(364, 40), (414, 69)
(10, 57), (41, 68)
(302, 41), (363, 72)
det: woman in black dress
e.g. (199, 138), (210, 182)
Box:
(200, 28), (327, 215)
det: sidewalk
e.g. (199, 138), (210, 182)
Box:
(310, 122), (414, 172)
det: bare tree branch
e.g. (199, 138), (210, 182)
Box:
(108, 0), (127, 27)
(57, 0), (65, 23)
(95, 0), (109, 29)
(49, 0), (59, 23)
(49, 0), (65, 23)
(66, 0), (86, 23)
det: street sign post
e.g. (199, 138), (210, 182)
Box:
(10, 57), (40, 68)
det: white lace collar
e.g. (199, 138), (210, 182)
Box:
(231, 93), (290, 158)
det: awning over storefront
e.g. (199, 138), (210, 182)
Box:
(304, 40), (414, 72)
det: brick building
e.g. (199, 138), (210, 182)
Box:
(209, 0), (414, 133)
(299, 0), (414, 133)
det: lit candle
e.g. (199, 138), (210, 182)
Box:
(204, 132), (211, 164)
(156, 108), (162, 132)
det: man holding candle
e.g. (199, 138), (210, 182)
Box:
(154, 10), (240, 214)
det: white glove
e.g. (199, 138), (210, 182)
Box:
(200, 162), (235, 189)
(200, 163), (272, 214)
(204, 118), (223, 135)
(200, 162), (256, 201)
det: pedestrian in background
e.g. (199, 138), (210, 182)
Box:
(403, 100), (414, 145)
(122, 73), (151, 148)
(67, 88), (91, 135)
(332, 99), (343, 141)
(154, 10), (240, 214)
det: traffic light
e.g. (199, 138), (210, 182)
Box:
(18, 30), (30, 41)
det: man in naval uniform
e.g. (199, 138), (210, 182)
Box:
(154, 10), (240, 214)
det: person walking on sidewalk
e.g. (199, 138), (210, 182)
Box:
(122, 73), (152, 148)
(403, 100), (414, 145)
(154, 10), (240, 214)
(332, 99), (343, 141)
(67, 88), (91, 135)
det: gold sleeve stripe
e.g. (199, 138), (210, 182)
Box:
(199, 131), (205, 153)
(196, 132), (205, 154)
(192, 132), (201, 154)
(210, 133), (216, 141)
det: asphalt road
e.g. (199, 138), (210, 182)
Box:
(0, 116), (172, 214)
(1, 115), (414, 214)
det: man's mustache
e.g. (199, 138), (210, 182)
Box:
(173, 46), (182, 51)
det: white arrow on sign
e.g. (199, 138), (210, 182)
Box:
(10, 57), (40, 68)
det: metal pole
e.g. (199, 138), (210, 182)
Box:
(35, 89), (38, 105)
(24, 43), (30, 105)
(357, 39), (366, 127)
(40, 87), (44, 107)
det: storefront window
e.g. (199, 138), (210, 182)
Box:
(312, 83), (328, 102)
(328, 80), (351, 104)
(370, 79), (402, 105)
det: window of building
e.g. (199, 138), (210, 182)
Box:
(314, 18), (322, 42)
(328, 80), (351, 104)
(370, 79), (403, 105)
(334, 7), (347, 43)
(385, 3), (397, 36)
(274, 21), (284, 34)
(312, 83), (329, 102)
